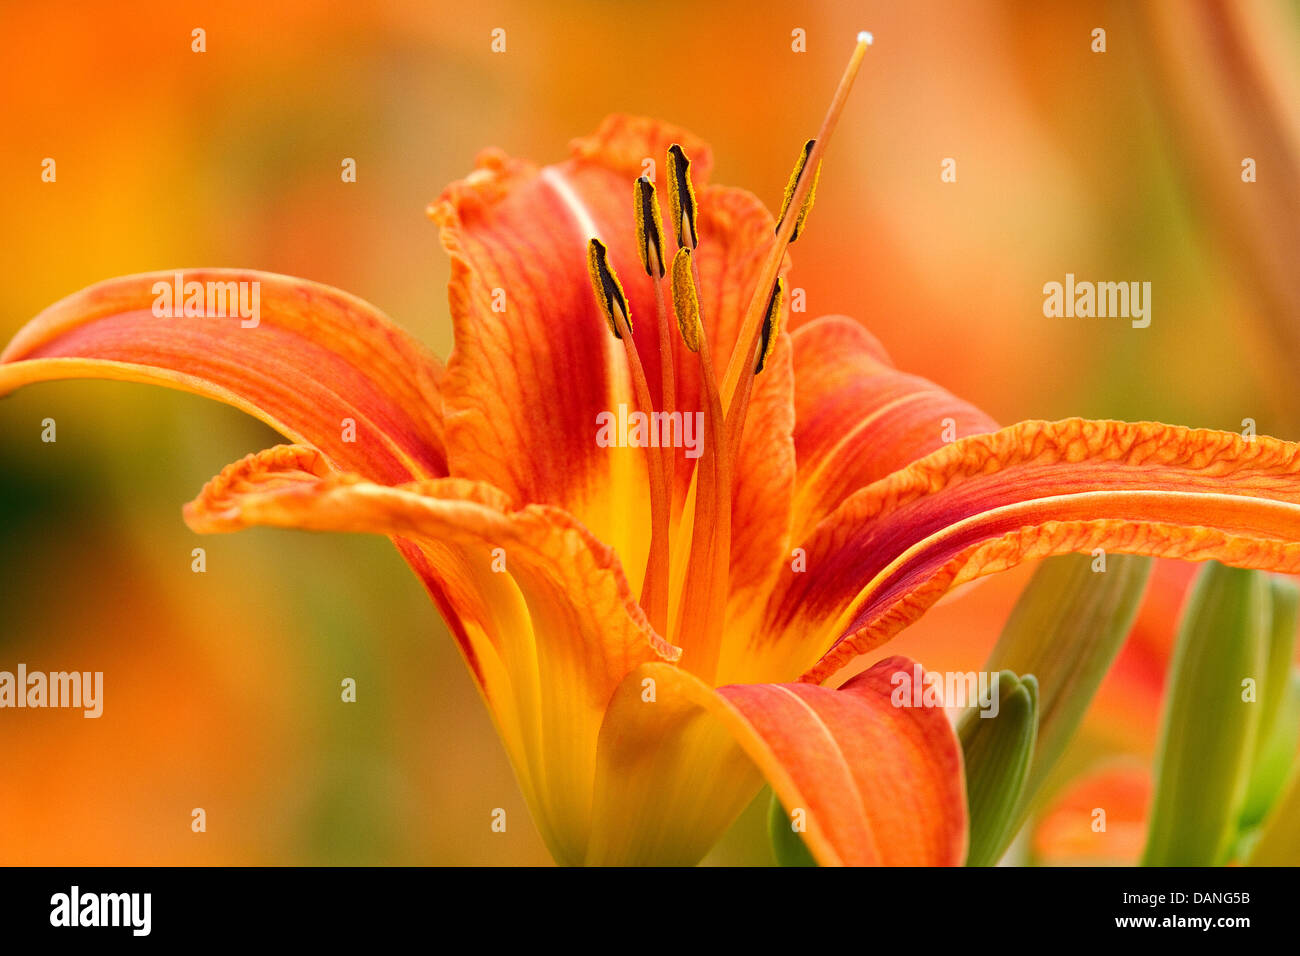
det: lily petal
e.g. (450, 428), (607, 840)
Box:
(785, 419), (1300, 684)
(185, 445), (680, 865)
(429, 115), (713, 584)
(0, 270), (446, 482)
(789, 314), (997, 540)
(586, 656), (966, 866)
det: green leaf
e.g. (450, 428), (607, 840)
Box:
(959, 671), (1038, 866)
(1239, 578), (1300, 829)
(983, 552), (1152, 834)
(767, 792), (817, 867)
(1141, 562), (1269, 866)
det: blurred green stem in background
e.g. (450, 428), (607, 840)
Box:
(1142, 562), (1269, 866)
(983, 552), (1153, 858)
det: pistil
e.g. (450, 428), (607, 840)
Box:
(720, 32), (872, 449)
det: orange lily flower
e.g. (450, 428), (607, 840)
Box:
(8, 38), (1300, 867)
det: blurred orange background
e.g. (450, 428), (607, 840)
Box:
(2, 0), (1298, 864)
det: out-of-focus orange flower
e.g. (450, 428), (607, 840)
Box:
(1033, 761), (1151, 865)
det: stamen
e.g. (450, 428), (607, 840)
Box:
(775, 141), (820, 242)
(586, 238), (632, 338)
(755, 277), (785, 373)
(633, 176), (667, 278)
(724, 353), (757, 472)
(586, 238), (671, 635)
(666, 144), (699, 249)
(670, 248), (702, 352)
(636, 177), (678, 520)
(725, 278), (785, 474)
(651, 276), (677, 521)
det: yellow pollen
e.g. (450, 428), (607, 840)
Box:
(756, 277), (785, 373)
(670, 248), (702, 352)
(633, 176), (667, 278)
(666, 144), (699, 248)
(586, 238), (632, 337)
(776, 139), (821, 243)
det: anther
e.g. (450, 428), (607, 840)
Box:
(633, 176), (667, 278)
(775, 140), (820, 242)
(756, 277), (785, 373)
(670, 248), (702, 352)
(586, 238), (632, 338)
(666, 144), (700, 249)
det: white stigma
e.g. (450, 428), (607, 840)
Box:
(857, 31), (874, 46)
